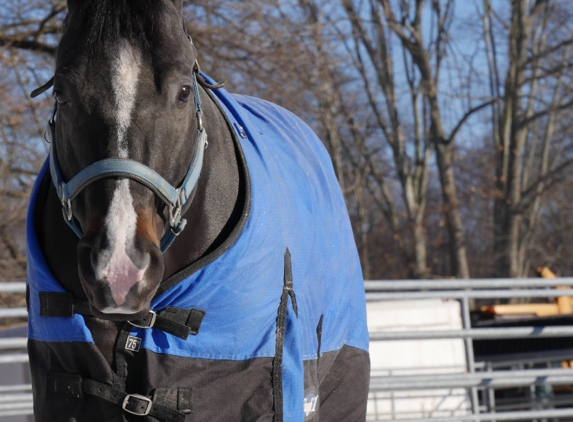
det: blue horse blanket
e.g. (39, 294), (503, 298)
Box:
(27, 82), (370, 421)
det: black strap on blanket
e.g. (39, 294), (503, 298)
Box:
(39, 292), (205, 340)
(46, 372), (191, 421)
(128, 307), (205, 340)
(272, 248), (298, 422)
(39, 292), (91, 317)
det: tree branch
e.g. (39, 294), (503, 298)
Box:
(519, 97), (573, 129)
(520, 157), (573, 205)
(447, 99), (499, 144)
(0, 37), (56, 55)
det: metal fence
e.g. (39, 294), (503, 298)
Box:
(4, 279), (573, 420)
(366, 278), (573, 421)
(0, 282), (30, 420)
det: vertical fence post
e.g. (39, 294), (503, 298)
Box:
(390, 369), (396, 421)
(529, 382), (538, 422)
(486, 361), (496, 422)
(461, 296), (479, 415)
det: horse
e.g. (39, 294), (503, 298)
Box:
(26, 0), (369, 421)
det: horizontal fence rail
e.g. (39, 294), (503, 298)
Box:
(6, 279), (573, 420)
(388, 408), (573, 422)
(0, 354), (28, 365)
(367, 289), (573, 300)
(0, 309), (27, 319)
(364, 277), (573, 290)
(370, 326), (573, 341)
(371, 368), (573, 390)
(0, 338), (27, 350)
(0, 283), (25, 294)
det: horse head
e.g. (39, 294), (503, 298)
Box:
(48, 0), (200, 319)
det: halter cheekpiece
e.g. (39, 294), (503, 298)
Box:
(46, 63), (207, 252)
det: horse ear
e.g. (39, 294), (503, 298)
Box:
(30, 77), (54, 99)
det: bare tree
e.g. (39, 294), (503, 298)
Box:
(483, 0), (573, 277)
(3, 0), (573, 282)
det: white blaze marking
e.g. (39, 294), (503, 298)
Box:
(101, 40), (145, 306)
(102, 180), (145, 306)
(111, 40), (141, 158)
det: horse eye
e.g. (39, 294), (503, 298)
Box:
(54, 90), (68, 105)
(177, 86), (192, 104)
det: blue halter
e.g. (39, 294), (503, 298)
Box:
(46, 67), (207, 252)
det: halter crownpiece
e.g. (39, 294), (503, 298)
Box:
(47, 65), (207, 252)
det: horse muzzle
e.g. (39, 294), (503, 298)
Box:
(77, 229), (164, 319)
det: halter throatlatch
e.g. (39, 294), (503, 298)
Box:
(47, 64), (207, 252)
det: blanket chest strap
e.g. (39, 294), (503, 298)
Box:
(39, 292), (205, 339)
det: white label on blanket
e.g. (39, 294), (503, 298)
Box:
(303, 390), (318, 419)
(125, 336), (141, 352)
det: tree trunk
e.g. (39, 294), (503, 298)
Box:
(380, 0), (470, 278)
(493, 0), (530, 277)
(435, 142), (470, 278)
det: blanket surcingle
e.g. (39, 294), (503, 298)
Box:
(26, 80), (370, 422)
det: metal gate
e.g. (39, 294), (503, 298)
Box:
(4, 279), (573, 421)
(0, 282), (29, 420)
(366, 278), (573, 421)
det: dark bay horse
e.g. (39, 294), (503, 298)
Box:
(27, 0), (369, 420)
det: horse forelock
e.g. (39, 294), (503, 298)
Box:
(72, 0), (174, 52)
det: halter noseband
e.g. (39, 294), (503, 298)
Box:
(47, 65), (207, 252)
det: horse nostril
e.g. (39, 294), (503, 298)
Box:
(139, 252), (150, 272)
(129, 248), (150, 273)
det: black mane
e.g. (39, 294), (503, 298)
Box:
(67, 0), (177, 53)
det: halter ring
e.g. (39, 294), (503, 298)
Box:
(197, 111), (203, 132)
(169, 195), (182, 227)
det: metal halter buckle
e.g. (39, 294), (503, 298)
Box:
(62, 198), (73, 221)
(169, 195), (182, 227)
(197, 110), (204, 132)
(122, 394), (152, 416)
(128, 310), (157, 329)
